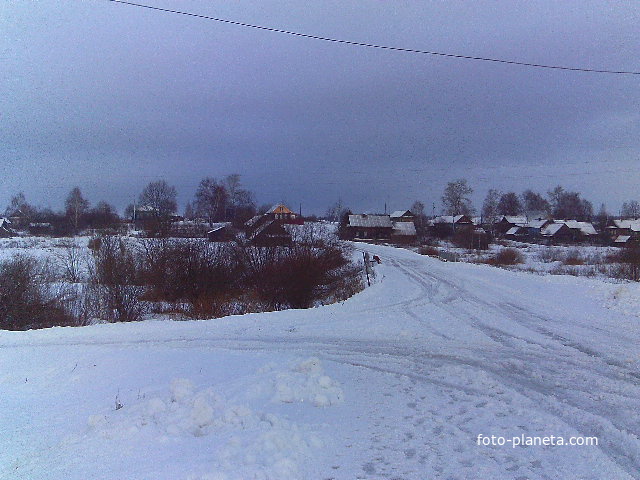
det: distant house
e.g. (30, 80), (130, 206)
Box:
(614, 235), (639, 248)
(495, 216), (529, 235)
(347, 214), (394, 241)
(541, 222), (573, 243)
(391, 221), (417, 244)
(248, 219), (292, 247)
(28, 222), (53, 236)
(607, 219), (640, 241)
(207, 223), (234, 242)
(169, 220), (210, 238)
(0, 218), (14, 238)
(243, 206), (298, 246)
(561, 220), (597, 242)
(428, 215), (473, 238)
(265, 204), (304, 225)
(390, 210), (415, 223)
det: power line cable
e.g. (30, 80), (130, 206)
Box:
(106, 0), (640, 76)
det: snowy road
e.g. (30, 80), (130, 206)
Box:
(2, 244), (640, 479)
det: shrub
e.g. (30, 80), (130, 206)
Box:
(563, 250), (584, 266)
(486, 248), (524, 266)
(0, 256), (75, 330)
(419, 246), (439, 257)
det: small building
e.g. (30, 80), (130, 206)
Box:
(607, 219), (640, 241)
(347, 214), (394, 241)
(390, 210), (415, 223)
(614, 235), (639, 248)
(391, 221), (417, 244)
(169, 220), (210, 238)
(495, 216), (529, 235)
(207, 223), (234, 242)
(558, 220), (597, 243)
(28, 222), (53, 236)
(265, 204), (304, 225)
(249, 219), (292, 247)
(429, 215), (473, 238)
(0, 218), (14, 238)
(541, 222), (573, 244)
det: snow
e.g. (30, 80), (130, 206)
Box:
(2, 241), (640, 479)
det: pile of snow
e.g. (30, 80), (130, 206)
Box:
(87, 378), (324, 480)
(257, 357), (344, 407)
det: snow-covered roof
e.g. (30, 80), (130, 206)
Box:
(207, 222), (231, 234)
(501, 216), (528, 226)
(267, 204), (295, 215)
(390, 210), (413, 219)
(0, 218), (10, 228)
(348, 214), (393, 228)
(505, 226), (521, 235)
(432, 215), (469, 224)
(541, 223), (566, 236)
(614, 235), (632, 243)
(245, 215), (263, 228)
(526, 219), (548, 229)
(392, 221), (416, 236)
(562, 220), (597, 235)
(613, 219), (640, 232)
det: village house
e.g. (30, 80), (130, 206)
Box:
(207, 222), (234, 242)
(0, 218), (14, 238)
(346, 214), (394, 241)
(242, 204), (301, 246)
(428, 215), (473, 238)
(607, 219), (640, 244)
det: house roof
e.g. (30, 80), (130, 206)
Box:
(541, 223), (567, 236)
(245, 215), (264, 228)
(613, 219), (640, 231)
(207, 222), (231, 234)
(615, 235), (632, 243)
(561, 220), (597, 235)
(501, 215), (528, 225)
(432, 215), (470, 224)
(505, 226), (521, 235)
(390, 210), (413, 219)
(526, 219), (548, 229)
(348, 214), (393, 228)
(392, 221), (416, 236)
(267, 204), (295, 215)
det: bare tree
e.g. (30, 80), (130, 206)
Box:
(522, 189), (550, 219)
(442, 179), (474, 216)
(482, 189), (501, 229)
(497, 192), (523, 216)
(65, 187), (90, 235)
(621, 200), (640, 219)
(138, 180), (177, 219)
(194, 177), (228, 225)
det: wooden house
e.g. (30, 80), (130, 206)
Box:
(390, 210), (415, 223)
(265, 204), (304, 225)
(0, 218), (14, 238)
(429, 215), (473, 238)
(207, 223), (234, 242)
(248, 219), (292, 247)
(347, 214), (393, 241)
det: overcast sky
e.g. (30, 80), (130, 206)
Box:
(1, 1), (639, 215)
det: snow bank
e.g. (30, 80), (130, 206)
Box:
(87, 378), (324, 480)
(257, 357), (344, 407)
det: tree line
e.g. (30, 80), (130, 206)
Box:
(3, 174), (259, 236)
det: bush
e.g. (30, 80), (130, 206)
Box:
(486, 248), (524, 266)
(563, 250), (584, 265)
(90, 236), (145, 322)
(419, 246), (439, 257)
(0, 256), (76, 330)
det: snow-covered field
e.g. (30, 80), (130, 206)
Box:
(2, 243), (640, 479)
(433, 240), (625, 280)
